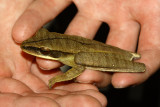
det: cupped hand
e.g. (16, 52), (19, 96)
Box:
(12, 0), (160, 89)
(0, 0), (107, 106)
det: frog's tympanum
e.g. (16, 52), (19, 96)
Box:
(21, 28), (146, 88)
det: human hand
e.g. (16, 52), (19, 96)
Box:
(12, 0), (160, 89)
(0, 1), (107, 106)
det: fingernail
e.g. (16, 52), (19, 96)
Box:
(14, 40), (22, 44)
(39, 66), (51, 70)
(113, 82), (128, 88)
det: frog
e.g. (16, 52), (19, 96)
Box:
(21, 28), (146, 89)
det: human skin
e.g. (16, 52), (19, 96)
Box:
(0, 0), (107, 106)
(12, 0), (160, 89)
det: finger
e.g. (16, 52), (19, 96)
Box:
(112, 50), (159, 88)
(36, 58), (62, 70)
(0, 93), (59, 107)
(65, 12), (102, 39)
(26, 93), (61, 100)
(64, 13), (111, 88)
(106, 20), (140, 51)
(106, 19), (141, 88)
(112, 19), (160, 88)
(12, 0), (72, 42)
(71, 89), (107, 107)
(55, 94), (103, 107)
(76, 70), (111, 88)
(54, 83), (99, 91)
(40, 89), (69, 96)
(15, 96), (59, 107)
(5, 92), (62, 106)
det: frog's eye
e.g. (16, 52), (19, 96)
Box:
(51, 51), (62, 58)
(40, 47), (51, 55)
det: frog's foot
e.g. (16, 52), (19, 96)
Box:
(48, 66), (85, 89)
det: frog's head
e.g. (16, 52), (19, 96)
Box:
(21, 28), (70, 60)
(21, 44), (63, 60)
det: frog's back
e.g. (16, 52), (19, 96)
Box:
(38, 29), (129, 52)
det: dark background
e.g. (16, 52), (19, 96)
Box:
(45, 4), (160, 107)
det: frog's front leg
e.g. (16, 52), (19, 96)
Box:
(48, 65), (85, 89)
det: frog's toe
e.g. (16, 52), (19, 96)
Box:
(48, 79), (56, 89)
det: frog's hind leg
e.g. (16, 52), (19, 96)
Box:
(48, 66), (84, 89)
